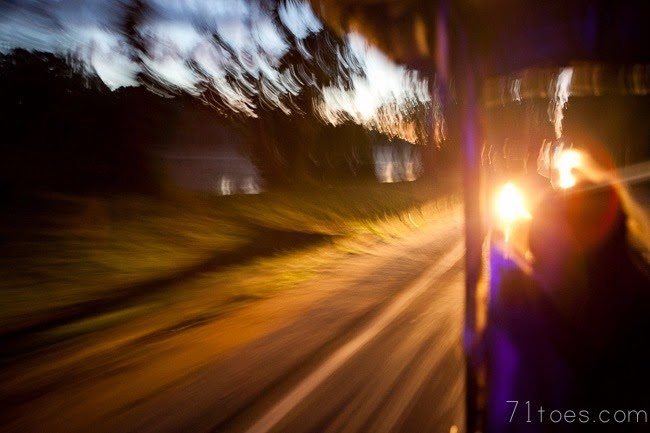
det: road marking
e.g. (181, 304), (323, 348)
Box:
(244, 240), (465, 433)
(369, 272), (465, 433)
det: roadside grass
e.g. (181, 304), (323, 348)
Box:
(0, 198), (251, 332)
(0, 179), (460, 350)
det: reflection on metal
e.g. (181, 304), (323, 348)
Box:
(550, 67), (573, 139)
(483, 63), (650, 108)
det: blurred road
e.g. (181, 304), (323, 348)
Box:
(3, 210), (465, 433)
(222, 240), (465, 433)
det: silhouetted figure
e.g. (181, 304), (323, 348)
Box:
(487, 161), (650, 432)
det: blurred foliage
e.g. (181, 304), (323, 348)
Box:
(0, 180), (460, 343)
(0, 49), (435, 196)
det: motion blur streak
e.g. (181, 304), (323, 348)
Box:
(0, 1), (136, 88)
(243, 240), (464, 433)
(0, 0), (435, 143)
(568, 152), (650, 257)
(315, 33), (436, 145)
(550, 67), (573, 139)
(483, 64), (650, 109)
(373, 143), (423, 183)
(279, 0), (323, 39)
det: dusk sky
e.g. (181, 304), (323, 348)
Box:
(0, 0), (431, 139)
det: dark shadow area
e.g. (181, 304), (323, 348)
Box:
(0, 226), (332, 364)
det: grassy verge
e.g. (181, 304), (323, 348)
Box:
(0, 179), (460, 354)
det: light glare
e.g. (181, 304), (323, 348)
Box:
(495, 183), (531, 224)
(556, 149), (582, 189)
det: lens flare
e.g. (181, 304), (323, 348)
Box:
(556, 149), (582, 189)
(495, 183), (531, 224)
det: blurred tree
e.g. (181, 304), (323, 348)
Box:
(1, 0), (434, 195)
(254, 12), (366, 184)
(0, 49), (115, 195)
